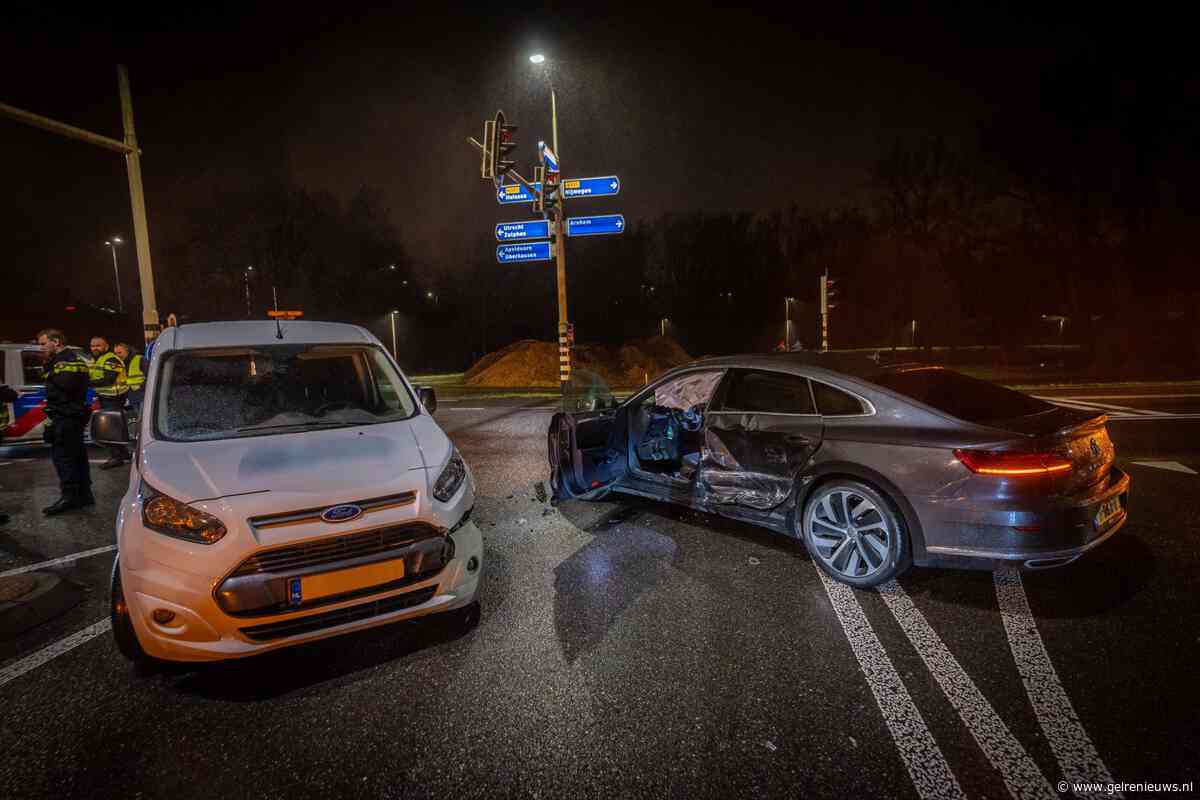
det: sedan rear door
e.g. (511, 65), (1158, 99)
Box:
(700, 368), (823, 510)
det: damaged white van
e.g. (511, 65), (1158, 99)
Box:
(91, 321), (481, 664)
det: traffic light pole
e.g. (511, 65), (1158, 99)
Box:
(0, 65), (161, 344)
(550, 88), (571, 395)
(820, 270), (829, 352)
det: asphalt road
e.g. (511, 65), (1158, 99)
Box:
(1, 385), (1198, 799)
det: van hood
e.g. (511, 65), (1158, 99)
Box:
(138, 416), (452, 504)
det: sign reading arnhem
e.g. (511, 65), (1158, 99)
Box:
(496, 220), (551, 241)
(566, 214), (625, 237)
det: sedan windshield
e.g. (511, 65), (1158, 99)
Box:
(154, 344), (417, 441)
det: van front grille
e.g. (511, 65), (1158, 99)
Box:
(239, 586), (439, 642)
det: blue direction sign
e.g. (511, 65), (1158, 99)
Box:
(541, 142), (559, 174)
(496, 220), (551, 242)
(497, 242), (553, 263)
(562, 176), (620, 199)
(567, 214), (625, 237)
(496, 182), (541, 204)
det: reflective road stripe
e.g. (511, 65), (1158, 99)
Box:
(0, 544), (116, 578)
(877, 579), (1056, 800)
(816, 567), (964, 800)
(994, 567), (1120, 799)
(0, 619), (111, 689)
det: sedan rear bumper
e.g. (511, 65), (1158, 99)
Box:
(919, 467), (1130, 569)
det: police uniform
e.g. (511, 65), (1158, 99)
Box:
(125, 353), (146, 411)
(43, 349), (94, 514)
(90, 348), (129, 468)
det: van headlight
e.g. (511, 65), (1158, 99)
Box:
(139, 481), (227, 544)
(432, 447), (467, 502)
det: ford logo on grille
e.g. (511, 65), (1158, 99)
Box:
(321, 504), (363, 523)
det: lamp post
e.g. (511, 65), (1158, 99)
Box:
(105, 236), (124, 311)
(244, 266), (254, 318)
(390, 310), (399, 360)
(785, 296), (796, 348)
(531, 53), (571, 394)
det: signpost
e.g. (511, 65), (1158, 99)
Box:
(562, 176), (620, 199)
(497, 182), (541, 204)
(567, 214), (625, 237)
(496, 220), (551, 241)
(497, 242), (553, 263)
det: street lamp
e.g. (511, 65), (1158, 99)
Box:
(426, 290), (439, 307)
(390, 310), (399, 359)
(104, 236), (124, 312)
(244, 266), (254, 318)
(660, 318), (669, 338)
(529, 53), (545, 64)
(784, 296), (797, 348)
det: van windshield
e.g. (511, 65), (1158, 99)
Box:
(154, 344), (418, 441)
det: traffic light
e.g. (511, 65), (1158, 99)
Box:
(542, 171), (561, 216)
(821, 275), (839, 313)
(490, 111), (518, 180)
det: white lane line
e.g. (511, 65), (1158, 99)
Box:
(0, 618), (111, 689)
(1033, 397), (1168, 417)
(994, 567), (1120, 799)
(876, 579), (1056, 800)
(0, 545), (116, 578)
(815, 567), (965, 800)
(1107, 413), (1200, 421)
(1052, 393), (1200, 400)
(1130, 460), (1198, 475)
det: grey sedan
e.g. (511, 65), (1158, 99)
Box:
(548, 353), (1130, 587)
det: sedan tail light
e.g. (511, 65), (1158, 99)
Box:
(953, 448), (1072, 476)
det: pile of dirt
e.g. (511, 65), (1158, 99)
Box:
(464, 336), (693, 388)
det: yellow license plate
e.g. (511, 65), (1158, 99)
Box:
(1093, 496), (1122, 530)
(301, 560), (405, 601)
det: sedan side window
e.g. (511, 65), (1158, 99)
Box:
(812, 380), (867, 416)
(722, 369), (815, 414)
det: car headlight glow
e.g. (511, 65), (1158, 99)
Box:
(432, 447), (467, 502)
(139, 481), (227, 544)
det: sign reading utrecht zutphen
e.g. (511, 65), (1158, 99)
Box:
(567, 214), (625, 237)
(562, 176), (620, 198)
(497, 242), (553, 263)
(496, 220), (551, 242)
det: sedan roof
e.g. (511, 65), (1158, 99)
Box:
(687, 351), (922, 380)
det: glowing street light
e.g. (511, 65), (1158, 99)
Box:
(529, 53), (546, 64)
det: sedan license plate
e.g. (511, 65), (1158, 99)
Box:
(1093, 495), (1122, 530)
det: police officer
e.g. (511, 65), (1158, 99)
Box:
(0, 382), (19, 525)
(89, 336), (129, 469)
(113, 342), (145, 415)
(37, 329), (94, 515)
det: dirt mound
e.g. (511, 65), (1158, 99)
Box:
(465, 336), (693, 388)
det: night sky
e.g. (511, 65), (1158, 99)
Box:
(0, 2), (1175, 308)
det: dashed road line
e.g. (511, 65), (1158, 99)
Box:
(0, 618), (111, 689)
(815, 566), (965, 800)
(994, 567), (1119, 799)
(877, 579), (1056, 800)
(0, 544), (117, 578)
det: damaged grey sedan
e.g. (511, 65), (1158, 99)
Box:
(548, 354), (1130, 587)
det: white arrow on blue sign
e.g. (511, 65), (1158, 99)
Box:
(562, 176), (620, 198)
(566, 214), (625, 237)
(497, 242), (553, 263)
(497, 182), (541, 204)
(496, 220), (551, 242)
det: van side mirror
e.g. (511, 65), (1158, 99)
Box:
(90, 410), (130, 445)
(418, 386), (437, 414)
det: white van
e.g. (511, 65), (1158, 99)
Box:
(91, 321), (481, 664)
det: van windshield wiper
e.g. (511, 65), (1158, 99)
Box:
(235, 420), (355, 433)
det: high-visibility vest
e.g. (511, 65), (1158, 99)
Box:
(0, 398), (9, 431)
(125, 354), (145, 392)
(90, 351), (128, 398)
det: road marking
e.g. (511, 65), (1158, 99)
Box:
(1130, 460), (1198, 475)
(0, 618), (111, 689)
(876, 579), (1056, 800)
(0, 545), (117, 578)
(1049, 393), (1200, 400)
(994, 567), (1119, 799)
(1033, 397), (1169, 417)
(815, 567), (964, 800)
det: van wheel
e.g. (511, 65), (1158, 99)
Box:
(110, 557), (148, 664)
(799, 480), (911, 588)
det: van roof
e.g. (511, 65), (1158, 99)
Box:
(161, 321), (374, 350)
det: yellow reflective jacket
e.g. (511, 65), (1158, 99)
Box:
(90, 351), (128, 397)
(125, 354), (145, 392)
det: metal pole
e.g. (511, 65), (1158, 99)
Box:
(110, 243), (123, 312)
(390, 312), (398, 360)
(551, 86), (570, 395)
(244, 271), (252, 318)
(820, 271), (829, 352)
(117, 66), (160, 346)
